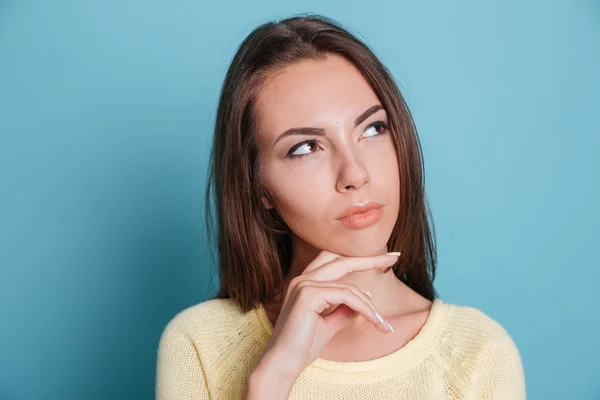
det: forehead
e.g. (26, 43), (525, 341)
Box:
(255, 54), (381, 143)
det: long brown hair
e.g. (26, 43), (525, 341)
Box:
(205, 13), (437, 312)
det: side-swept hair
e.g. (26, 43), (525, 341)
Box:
(206, 13), (437, 312)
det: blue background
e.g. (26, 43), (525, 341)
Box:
(1, 1), (598, 399)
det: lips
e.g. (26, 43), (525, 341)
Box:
(336, 201), (384, 220)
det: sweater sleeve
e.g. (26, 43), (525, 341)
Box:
(156, 320), (212, 400)
(470, 334), (526, 399)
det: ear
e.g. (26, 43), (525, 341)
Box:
(261, 195), (274, 210)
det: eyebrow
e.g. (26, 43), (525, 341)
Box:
(271, 104), (385, 148)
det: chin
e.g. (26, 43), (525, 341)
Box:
(323, 232), (390, 257)
(296, 215), (396, 257)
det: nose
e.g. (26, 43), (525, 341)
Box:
(335, 150), (370, 193)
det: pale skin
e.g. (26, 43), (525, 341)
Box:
(245, 54), (433, 398)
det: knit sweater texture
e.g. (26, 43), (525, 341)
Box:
(156, 297), (526, 399)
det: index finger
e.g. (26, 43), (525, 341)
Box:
(301, 250), (343, 275)
(306, 252), (401, 282)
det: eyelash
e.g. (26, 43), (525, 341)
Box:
(286, 120), (390, 159)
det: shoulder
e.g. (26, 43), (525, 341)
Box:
(161, 298), (243, 330)
(159, 297), (251, 343)
(442, 300), (518, 348)
(158, 297), (268, 363)
(157, 298), (269, 398)
(437, 299), (522, 360)
(435, 299), (526, 398)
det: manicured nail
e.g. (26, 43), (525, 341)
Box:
(375, 311), (385, 325)
(386, 320), (395, 332)
(364, 291), (372, 298)
(386, 252), (401, 256)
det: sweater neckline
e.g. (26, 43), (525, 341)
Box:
(254, 297), (450, 375)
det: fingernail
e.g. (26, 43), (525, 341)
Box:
(375, 311), (385, 325)
(364, 291), (372, 298)
(386, 252), (401, 256)
(386, 320), (395, 332)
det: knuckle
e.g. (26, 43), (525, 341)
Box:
(289, 276), (303, 290)
(341, 286), (354, 296)
(296, 281), (312, 292)
(297, 285), (316, 298)
(295, 279), (310, 290)
(345, 283), (360, 292)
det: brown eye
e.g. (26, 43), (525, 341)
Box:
(363, 121), (389, 138)
(287, 139), (321, 158)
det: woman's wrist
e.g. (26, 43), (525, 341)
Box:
(245, 356), (298, 399)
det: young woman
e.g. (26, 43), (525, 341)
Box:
(156, 14), (526, 400)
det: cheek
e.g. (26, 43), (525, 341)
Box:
(385, 153), (401, 209)
(368, 142), (400, 183)
(263, 164), (329, 221)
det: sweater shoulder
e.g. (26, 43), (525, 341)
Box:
(159, 297), (268, 367)
(447, 302), (512, 334)
(437, 301), (526, 397)
(157, 299), (269, 398)
(162, 298), (244, 330)
(436, 300), (522, 364)
(160, 297), (261, 341)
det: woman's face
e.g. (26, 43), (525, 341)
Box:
(255, 53), (400, 257)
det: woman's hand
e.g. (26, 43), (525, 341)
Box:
(247, 250), (400, 398)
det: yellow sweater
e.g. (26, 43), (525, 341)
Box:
(156, 297), (526, 399)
